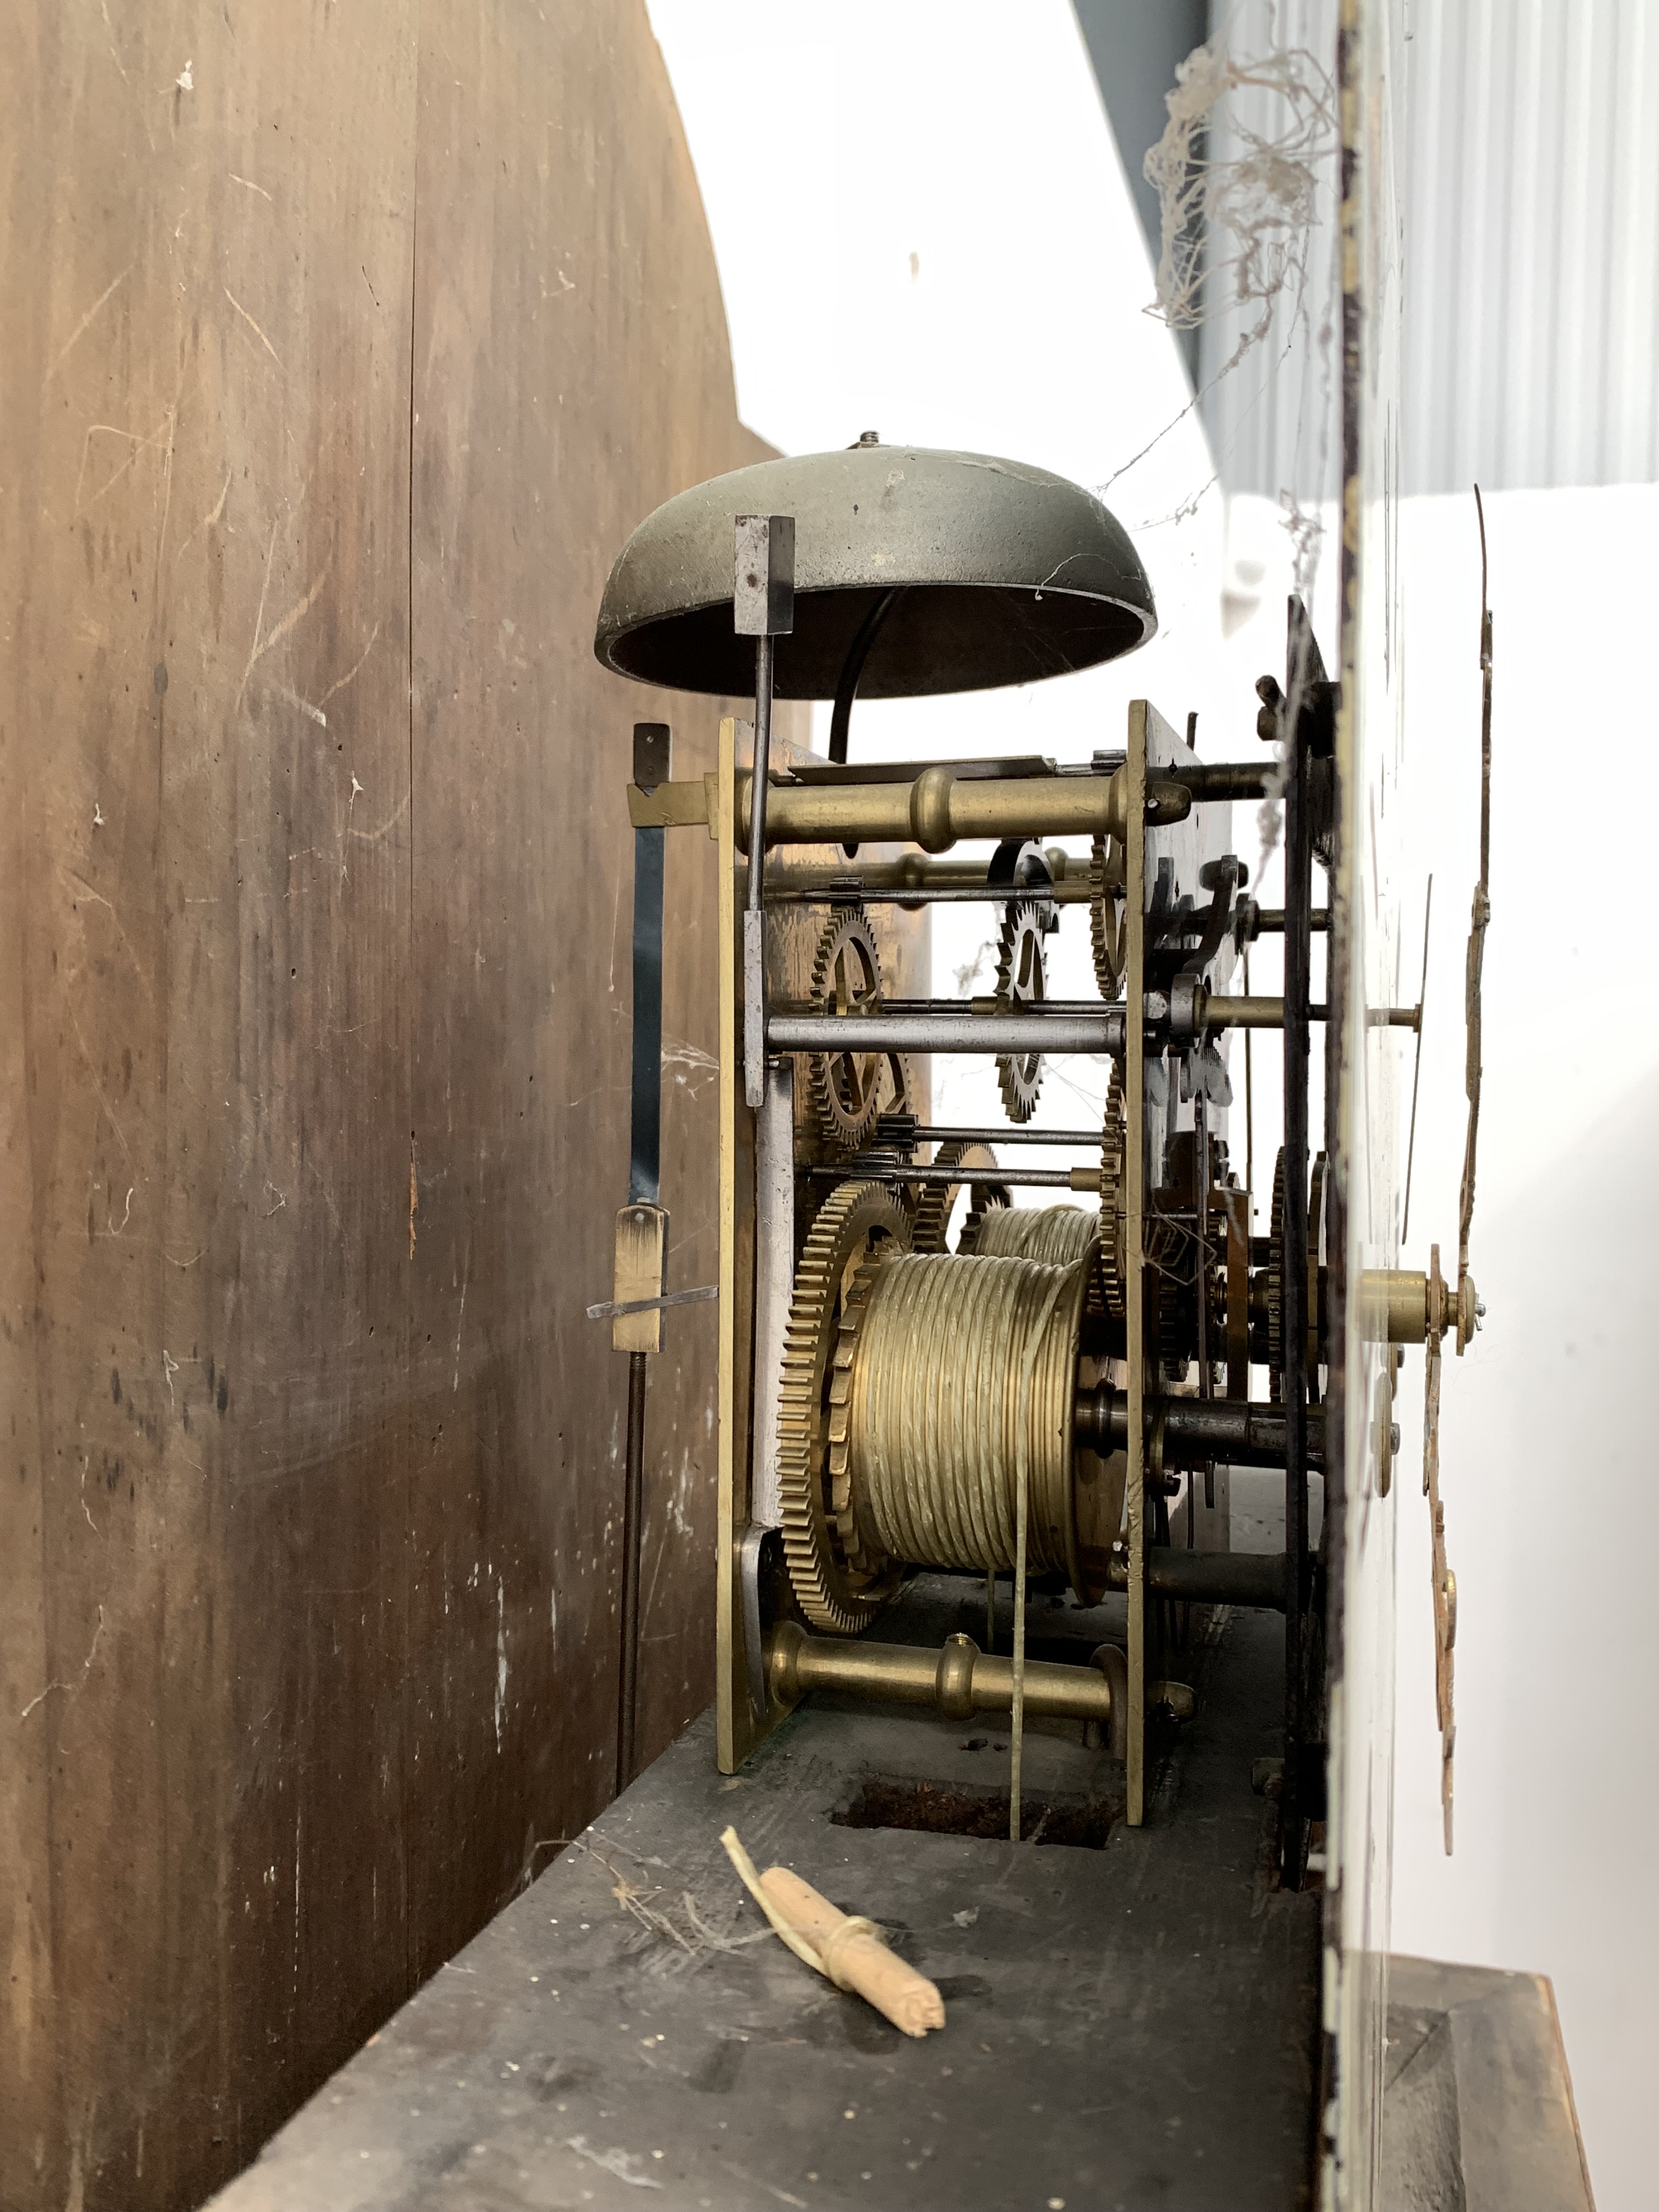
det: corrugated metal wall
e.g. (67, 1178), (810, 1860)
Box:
(1402, 0), (1659, 492)
(1196, 0), (1659, 498)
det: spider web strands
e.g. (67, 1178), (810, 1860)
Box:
(1144, 36), (1338, 356)
(1135, 15), (1343, 877)
(1186, 4), (1346, 513)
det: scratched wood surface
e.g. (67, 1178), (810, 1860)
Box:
(0, 8), (791, 2208)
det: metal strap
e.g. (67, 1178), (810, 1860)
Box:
(629, 824), (664, 1206)
(586, 1284), (717, 1323)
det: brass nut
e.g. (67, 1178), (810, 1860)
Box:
(1457, 1271), (1480, 1350)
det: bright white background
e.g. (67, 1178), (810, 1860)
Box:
(1384, 483), (1659, 2212)
(647, 6), (1656, 2200)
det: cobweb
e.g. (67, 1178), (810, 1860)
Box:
(1142, 21), (1339, 863)
(1144, 34), (1336, 370)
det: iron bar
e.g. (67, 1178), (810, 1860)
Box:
(741, 632), (773, 1109)
(807, 1161), (1082, 1189)
(769, 1012), (1126, 1054)
(1172, 761), (1274, 802)
(769, 1002), (1313, 1057)
(879, 997), (1130, 1017)
(910, 1124), (1103, 1148)
(1251, 907), (1331, 933)
(616, 1350), (647, 1790)
(1073, 1385), (1332, 1471)
(766, 882), (1093, 907)
(1209, 996), (1322, 1027)
(629, 821), (665, 1206)
(1281, 640), (1313, 1888)
(736, 514), (794, 1111)
(1244, 947), (1255, 1202)
(1197, 1092), (1212, 1515)
(1104, 1547), (1290, 1612)
(743, 631), (773, 919)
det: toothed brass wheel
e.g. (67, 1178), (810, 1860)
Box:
(994, 899), (1047, 1123)
(1266, 1146), (1327, 1402)
(1099, 1062), (1175, 1324)
(1307, 1152), (1328, 1398)
(1268, 1147), (1286, 1400)
(776, 1180), (912, 1633)
(874, 1045), (916, 1126)
(1090, 831), (1126, 999)
(956, 1164), (1014, 1255)
(910, 1140), (1003, 1254)
(806, 909), (886, 1153)
(1100, 1063), (1128, 1319)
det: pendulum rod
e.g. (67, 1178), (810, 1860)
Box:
(735, 514), (794, 1111)
(1196, 1090), (1211, 1518)
(617, 1351), (647, 1786)
(1125, 707), (1149, 1826)
(1281, 647), (1313, 1888)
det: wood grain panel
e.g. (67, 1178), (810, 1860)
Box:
(400, 2), (796, 1977)
(0, 4), (786, 2204)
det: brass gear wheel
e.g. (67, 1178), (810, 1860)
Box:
(1090, 832), (1126, 1000)
(1099, 1062), (1128, 1319)
(1267, 1146), (1327, 1402)
(807, 909), (885, 1153)
(1098, 1063), (1176, 1325)
(1307, 1151), (1328, 1398)
(1268, 1147), (1286, 1400)
(910, 1139), (1002, 1254)
(776, 1180), (912, 1633)
(957, 1167), (1013, 1255)
(874, 1045), (916, 1125)
(994, 899), (1046, 1123)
